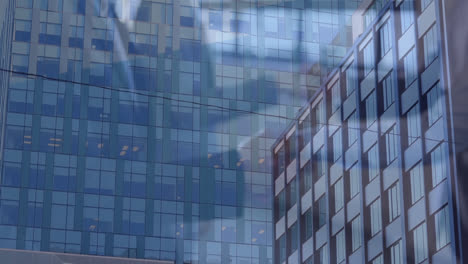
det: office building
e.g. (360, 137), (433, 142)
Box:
(0, 0), (361, 263)
(272, 0), (466, 263)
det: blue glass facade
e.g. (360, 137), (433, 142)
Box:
(0, 0), (362, 263)
(272, 0), (467, 263)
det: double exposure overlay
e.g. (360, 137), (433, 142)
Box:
(0, 0), (467, 263)
(272, 0), (468, 264)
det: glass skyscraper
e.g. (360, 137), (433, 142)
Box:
(0, 0), (362, 263)
(272, 0), (468, 263)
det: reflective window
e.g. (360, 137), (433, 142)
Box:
(364, 5), (377, 29)
(317, 244), (328, 264)
(368, 144), (380, 182)
(347, 111), (358, 147)
(400, 0), (415, 33)
(365, 91), (377, 128)
(421, 0), (433, 11)
(390, 240), (403, 264)
(351, 216), (362, 251)
(314, 100), (325, 133)
(208, 11), (222, 30)
(349, 164), (360, 198)
(288, 223), (298, 253)
(317, 195), (327, 228)
(388, 183), (401, 222)
(431, 144), (447, 187)
(38, 0), (63, 11)
(379, 20), (392, 58)
(300, 114), (312, 147)
(345, 63), (356, 96)
(403, 48), (418, 88)
(331, 81), (341, 114)
(385, 126), (398, 165)
(370, 198), (382, 236)
(39, 19), (62, 46)
(278, 235), (286, 263)
(363, 40), (375, 76)
(14, 19), (31, 42)
(410, 162), (425, 204)
(276, 190), (286, 219)
(413, 223), (428, 263)
(63, 0), (86, 14)
(334, 178), (344, 213)
(423, 25), (439, 67)
(301, 161), (312, 195)
(303, 209), (313, 242)
(382, 72), (394, 110)
(407, 104), (421, 145)
(316, 147), (326, 180)
(16, 0), (33, 8)
(373, 255), (383, 264)
(287, 177), (297, 209)
(434, 205), (451, 250)
(287, 132), (296, 163)
(276, 146), (286, 176)
(332, 129), (342, 162)
(427, 83), (444, 126)
(335, 230), (345, 263)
